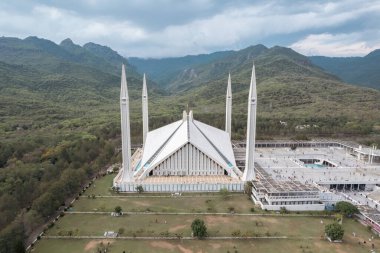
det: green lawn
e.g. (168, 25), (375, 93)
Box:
(71, 195), (257, 213)
(47, 213), (335, 237)
(84, 174), (115, 196)
(32, 234), (379, 253)
(32, 173), (380, 253)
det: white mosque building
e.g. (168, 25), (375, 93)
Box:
(113, 63), (258, 192)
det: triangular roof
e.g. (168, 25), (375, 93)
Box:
(136, 111), (240, 179)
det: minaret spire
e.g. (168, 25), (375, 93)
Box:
(225, 73), (232, 137)
(120, 64), (132, 181)
(142, 73), (149, 145)
(242, 62), (257, 181)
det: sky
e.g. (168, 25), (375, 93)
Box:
(0, 0), (379, 58)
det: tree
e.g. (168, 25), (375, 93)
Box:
(335, 201), (359, 217)
(136, 185), (144, 194)
(191, 218), (207, 239)
(244, 181), (253, 196)
(325, 223), (344, 241)
(114, 206), (122, 214)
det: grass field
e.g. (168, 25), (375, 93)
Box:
(72, 195), (256, 213)
(33, 233), (378, 253)
(46, 213), (334, 237)
(31, 172), (380, 253)
(84, 174), (115, 196)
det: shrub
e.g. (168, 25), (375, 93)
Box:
(118, 228), (125, 235)
(191, 218), (207, 239)
(219, 188), (229, 200)
(136, 185), (144, 193)
(114, 206), (122, 214)
(280, 207), (288, 214)
(244, 181), (253, 196)
(231, 230), (241, 236)
(325, 223), (344, 241)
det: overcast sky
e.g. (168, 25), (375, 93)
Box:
(0, 0), (379, 58)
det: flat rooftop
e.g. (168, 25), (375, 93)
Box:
(251, 146), (380, 185)
(253, 163), (319, 193)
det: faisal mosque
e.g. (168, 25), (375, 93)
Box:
(113, 64), (258, 192)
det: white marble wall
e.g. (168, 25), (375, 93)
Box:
(152, 143), (225, 176)
(116, 181), (244, 192)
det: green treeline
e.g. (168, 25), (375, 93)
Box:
(0, 123), (119, 253)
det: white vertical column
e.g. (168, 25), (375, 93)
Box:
(142, 74), (149, 145)
(225, 73), (232, 137)
(120, 64), (132, 181)
(243, 62), (257, 181)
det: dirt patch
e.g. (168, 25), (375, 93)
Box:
(150, 241), (176, 250)
(178, 245), (193, 253)
(150, 241), (194, 253)
(261, 217), (279, 224)
(314, 240), (350, 253)
(210, 243), (221, 249)
(130, 200), (151, 207)
(84, 240), (113, 251)
(169, 224), (187, 232)
(204, 216), (231, 225)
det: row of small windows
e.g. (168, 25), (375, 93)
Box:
(271, 201), (318, 205)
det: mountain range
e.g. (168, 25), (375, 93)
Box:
(129, 44), (380, 137)
(0, 36), (379, 143)
(310, 50), (380, 90)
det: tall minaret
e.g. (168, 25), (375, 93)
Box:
(120, 64), (132, 181)
(225, 73), (232, 137)
(242, 62), (257, 181)
(142, 73), (149, 145)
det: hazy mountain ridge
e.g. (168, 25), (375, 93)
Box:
(129, 44), (339, 93)
(128, 50), (235, 86)
(1, 36), (379, 134)
(309, 51), (380, 90)
(0, 36), (143, 78)
(162, 45), (379, 124)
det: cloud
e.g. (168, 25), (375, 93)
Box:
(0, 0), (379, 57)
(291, 33), (380, 56)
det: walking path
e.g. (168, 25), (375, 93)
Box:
(43, 235), (289, 240)
(66, 211), (333, 217)
(81, 195), (239, 198)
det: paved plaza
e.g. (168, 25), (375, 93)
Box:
(254, 146), (380, 185)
